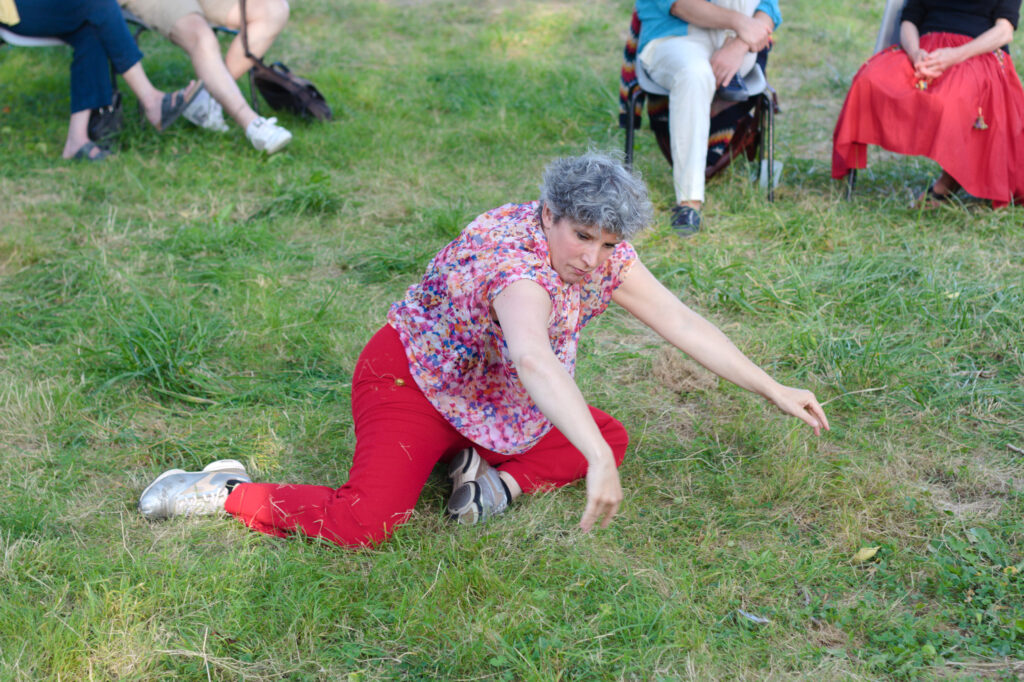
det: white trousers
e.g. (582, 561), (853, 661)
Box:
(638, 0), (760, 204)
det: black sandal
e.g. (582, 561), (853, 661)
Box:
(70, 141), (109, 162)
(915, 184), (953, 208)
(158, 81), (204, 132)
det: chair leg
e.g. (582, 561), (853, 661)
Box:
(108, 58), (118, 98)
(625, 89), (642, 170)
(765, 92), (775, 202)
(249, 68), (260, 114)
(846, 169), (857, 200)
(755, 97), (764, 181)
(753, 95), (772, 199)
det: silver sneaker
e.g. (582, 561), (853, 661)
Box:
(446, 448), (509, 524)
(182, 88), (230, 133)
(245, 116), (292, 154)
(138, 459), (251, 520)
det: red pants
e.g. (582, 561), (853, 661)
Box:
(225, 324), (629, 547)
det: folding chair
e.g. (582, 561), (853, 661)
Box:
(0, 26), (65, 48)
(845, 0), (906, 198)
(619, 10), (778, 202)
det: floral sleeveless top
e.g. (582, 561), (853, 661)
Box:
(387, 201), (637, 455)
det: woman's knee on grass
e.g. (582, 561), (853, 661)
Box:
(595, 413), (630, 467)
(341, 505), (416, 548)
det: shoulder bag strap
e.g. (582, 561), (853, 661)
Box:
(240, 0), (258, 61)
(239, 0), (262, 113)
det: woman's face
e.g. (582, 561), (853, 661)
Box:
(541, 204), (621, 284)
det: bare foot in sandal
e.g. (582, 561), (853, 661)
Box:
(138, 80), (205, 132)
(915, 171), (961, 207)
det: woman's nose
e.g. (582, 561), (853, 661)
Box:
(581, 247), (597, 267)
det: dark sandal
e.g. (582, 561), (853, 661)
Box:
(70, 141), (109, 162)
(670, 204), (701, 237)
(916, 184), (954, 208)
(159, 81), (204, 132)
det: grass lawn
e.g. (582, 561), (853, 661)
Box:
(1, 0), (1022, 678)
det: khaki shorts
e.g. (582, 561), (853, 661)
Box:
(120, 0), (239, 38)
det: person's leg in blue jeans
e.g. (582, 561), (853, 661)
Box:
(10, 0), (197, 159)
(64, 24), (117, 116)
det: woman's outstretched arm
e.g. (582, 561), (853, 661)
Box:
(492, 279), (623, 532)
(612, 261), (830, 435)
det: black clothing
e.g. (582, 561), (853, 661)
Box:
(901, 0), (1021, 39)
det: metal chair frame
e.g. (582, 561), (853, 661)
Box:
(845, 0), (907, 199)
(0, 27), (65, 48)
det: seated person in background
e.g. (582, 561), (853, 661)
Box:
(832, 0), (1024, 207)
(1, 0), (200, 161)
(635, 0), (779, 236)
(120, 0), (293, 154)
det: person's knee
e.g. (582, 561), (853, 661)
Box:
(171, 13), (218, 56)
(611, 434), (629, 469)
(248, 0), (290, 31)
(670, 59), (715, 93)
(267, 0), (290, 30)
(348, 507), (413, 547)
(602, 418), (630, 468)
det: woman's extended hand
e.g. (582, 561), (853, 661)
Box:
(768, 385), (830, 436)
(580, 456), (623, 531)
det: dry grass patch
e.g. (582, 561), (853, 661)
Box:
(0, 369), (60, 451)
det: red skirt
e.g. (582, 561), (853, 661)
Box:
(832, 33), (1024, 206)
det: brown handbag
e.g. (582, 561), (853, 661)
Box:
(241, 0), (332, 121)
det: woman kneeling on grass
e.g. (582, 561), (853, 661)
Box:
(138, 152), (830, 546)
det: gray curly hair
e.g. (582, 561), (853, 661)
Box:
(539, 152), (653, 240)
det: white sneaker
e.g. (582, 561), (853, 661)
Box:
(182, 88), (230, 133)
(246, 116), (292, 154)
(138, 459), (251, 520)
